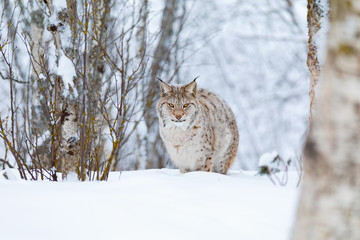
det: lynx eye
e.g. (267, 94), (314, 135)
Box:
(168, 103), (174, 108)
(183, 103), (190, 108)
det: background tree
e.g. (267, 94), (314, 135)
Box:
(292, 0), (360, 238)
(307, 0), (325, 119)
(0, 0), (149, 180)
(135, 0), (187, 170)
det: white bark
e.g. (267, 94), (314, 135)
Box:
(30, 9), (44, 75)
(30, 8), (45, 133)
(292, 1), (360, 239)
(60, 103), (79, 179)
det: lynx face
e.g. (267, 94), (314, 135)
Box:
(157, 80), (199, 129)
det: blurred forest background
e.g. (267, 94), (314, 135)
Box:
(0, 0), (311, 180)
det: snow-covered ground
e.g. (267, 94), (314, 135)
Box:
(0, 169), (299, 240)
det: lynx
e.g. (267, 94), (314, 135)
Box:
(156, 77), (239, 174)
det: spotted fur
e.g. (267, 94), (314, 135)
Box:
(156, 79), (239, 174)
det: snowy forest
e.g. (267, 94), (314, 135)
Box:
(1, 0), (360, 239)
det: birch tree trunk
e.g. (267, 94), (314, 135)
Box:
(307, 0), (322, 120)
(44, 0), (74, 179)
(29, 5), (48, 161)
(85, 0), (110, 175)
(292, 1), (360, 239)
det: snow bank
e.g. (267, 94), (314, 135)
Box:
(0, 169), (299, 240)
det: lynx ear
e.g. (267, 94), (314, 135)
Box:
(158, 78), (172, 97)
(184, 77), (199, 97)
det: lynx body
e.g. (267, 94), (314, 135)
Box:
(156, 79), (239, 174)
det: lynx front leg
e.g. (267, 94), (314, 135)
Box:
(211, 125), (239, 174)
(211, 160), (226, 174)
(211, 145), (238, 174)
(198, 157), (212, 172)
(179, 168), (191, 173)
(180, 156), (212, 173)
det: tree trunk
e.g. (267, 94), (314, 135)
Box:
(85, 0), (110, 173)
(292, 1), (360, 239)
(307, 0), (322, 120)
(142, 0), (184, 169)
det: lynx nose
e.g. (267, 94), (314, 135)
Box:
(175, 114), (182, 120)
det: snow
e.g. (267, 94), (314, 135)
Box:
(52, 0), (68, 10)
(258, 150), (279, 167)
(57, 55), (76, 97)
(0, 169), (299, 240)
